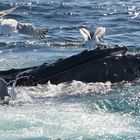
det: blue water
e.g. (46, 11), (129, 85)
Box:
(0, 0), (140, 139)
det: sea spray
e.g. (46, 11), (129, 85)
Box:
(10, 69), (34, 101)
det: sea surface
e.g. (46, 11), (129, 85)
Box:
(0, 0), (140, 139)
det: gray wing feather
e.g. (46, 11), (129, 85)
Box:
(94, 27), (106, 42)
(79, 28), (92, 41)
(17, 23), (48, 38)
(0, 6), (18, 17)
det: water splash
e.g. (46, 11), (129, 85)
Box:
(10, 69), (34, 101)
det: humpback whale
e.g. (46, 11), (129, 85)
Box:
(0, 46), (139, 86)
(0, 45), (139, 104)
(0, 6), (48, 38)
(0, 7), (139, 93)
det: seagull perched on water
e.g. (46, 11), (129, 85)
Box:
(0, 6), (48, 38)
(79, 26), (106, 49)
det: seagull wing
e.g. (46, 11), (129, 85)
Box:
(94, 27), (106, 42)
(0, 6), (18, 17)
(17, 23), (48, 38)
(79, 28), (92, 41)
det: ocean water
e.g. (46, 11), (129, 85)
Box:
(0, 0), (140, 139)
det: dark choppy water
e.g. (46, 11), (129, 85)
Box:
(0, 0), (140, 139)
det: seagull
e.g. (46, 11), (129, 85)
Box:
(79, 26), (106, 49)
(0, 6), (48, 38)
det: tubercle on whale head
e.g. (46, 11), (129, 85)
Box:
(125, 53), (140, 77)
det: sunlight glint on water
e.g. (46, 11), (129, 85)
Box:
(0, 0), (140, 139)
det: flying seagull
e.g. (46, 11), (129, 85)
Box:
(79, 26), (106, 49)
(0, 6), (48, 38)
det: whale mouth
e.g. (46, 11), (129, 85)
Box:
(110, 50), (126, 56)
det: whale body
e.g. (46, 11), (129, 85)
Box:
(0, 46), (140, 86)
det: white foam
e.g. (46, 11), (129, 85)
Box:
(9, 80), (112, 104)
(0, 103), (138, 139)
(6, 80), (113, 107)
